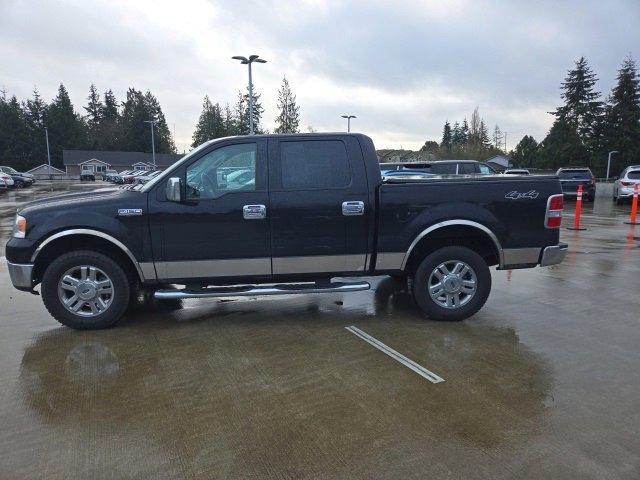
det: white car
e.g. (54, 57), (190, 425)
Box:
(613, 166), (640, 204)
(504, 169), (531, 175)
(0, 172), (15, 187)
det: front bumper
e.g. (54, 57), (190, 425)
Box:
(539, 243), (568, 267)
(7, 260), (34, 289)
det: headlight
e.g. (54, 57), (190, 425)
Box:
(13, 214), (26, 238)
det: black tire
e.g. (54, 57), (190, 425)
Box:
(41, 250), (131, 330)
(15, 180), (24, 188)
(412, 246), (491, 321)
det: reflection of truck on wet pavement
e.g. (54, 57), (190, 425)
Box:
(6, 133), (567, 329)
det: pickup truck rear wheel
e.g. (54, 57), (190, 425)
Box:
(412, 246), (491, 321)
(41, 250), (131, 330)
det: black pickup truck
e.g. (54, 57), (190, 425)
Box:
(6, 133), (567, 329)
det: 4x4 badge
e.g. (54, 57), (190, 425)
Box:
(117, 208), (143, 216)
(505, 190), (539, 200)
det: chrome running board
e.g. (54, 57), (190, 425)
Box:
(154, 280), (370, 300)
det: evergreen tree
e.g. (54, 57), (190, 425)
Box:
(460, 118), (469, 146)
(274, 77), (300, 134)
(554, 57), (603, 147)
(223, 104), (235, 136)
(479, 120), (490, 148)
(451, 121), (462, 147)
(0, 95), (30, 169)
(144, 90), (176, 153)
(23, 89), (49, 167)
(233, 91), (248, 135)
(492, 125), (503, 150)
(604, 57), (640, 171)
(192, 95), (225, 147)
(84, 83), (103, 149)
(243, 86), (264, 134)
(539, 117), (585, 169)
(120, 88), (175, 154)
(99, 89), (121, 150)
(440, 121), (452, 150)
(511, 135), (539, 168)
(46, 84), (87, 168)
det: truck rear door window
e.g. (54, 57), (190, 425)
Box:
(280, 140), (351, 189)
(431, 163), (457, 175)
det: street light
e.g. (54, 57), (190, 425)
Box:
(44, 127), (51, 166)
(606, 150), (619, 181)
(232, 54), (267, 135)
(144, 120), (157, 169)
(341, 115), (356, 132)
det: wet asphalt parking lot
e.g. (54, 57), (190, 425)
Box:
(1, 182), (639, 479)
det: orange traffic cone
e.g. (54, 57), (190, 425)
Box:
(624, 183), (640, 225)
(567, 184), (586, 231)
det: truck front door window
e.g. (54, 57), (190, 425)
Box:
(186, 143), (257, 199)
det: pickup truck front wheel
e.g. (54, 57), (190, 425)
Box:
(41, 250), (131, 330)
(412, 246), (491, 321)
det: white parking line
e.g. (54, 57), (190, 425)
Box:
(345, 325), (444, 384)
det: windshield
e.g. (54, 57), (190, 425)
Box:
(2, 166), (18, 174)
(558, 169), (591, 179)
(141, 141), (214, 192)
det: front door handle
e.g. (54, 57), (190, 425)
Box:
(243, 204), (266, 220)
(342, 201), (365, 216)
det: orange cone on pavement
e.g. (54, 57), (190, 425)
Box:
(567, 184), (586, 231)
(624, 183), (640, 225)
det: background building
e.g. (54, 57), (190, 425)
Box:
(63, 150), (183, 177)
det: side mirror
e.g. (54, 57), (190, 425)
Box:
(165, 177), (182, 202)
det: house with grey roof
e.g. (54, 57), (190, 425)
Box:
(63, 150), (184, 177)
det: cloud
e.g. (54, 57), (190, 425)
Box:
(0, 0), (638, 151)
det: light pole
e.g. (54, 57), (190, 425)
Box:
(44, 127), (51, 166)
(341, 115), (356, 132)
(606, 150), (619, 181)
(144, 120), (157, 169)
(232, 55), (267, 135)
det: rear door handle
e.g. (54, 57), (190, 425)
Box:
(243, 204), (266, 220)
(342, 201), (365, 216)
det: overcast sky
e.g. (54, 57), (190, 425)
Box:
(1, 0), (639, 152)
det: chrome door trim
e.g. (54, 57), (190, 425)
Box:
(243, 204), (267, 220)
(342, 201), (365, 216)
(272, 254), (367, 274)
(400, 219), (504, 270)
(31, 229), (150, 281)
(155, 257), (271, 279)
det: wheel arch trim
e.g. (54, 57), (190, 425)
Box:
(400, 219), (504, 270)
(30, 228), (151, 281)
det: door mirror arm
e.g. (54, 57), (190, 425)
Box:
(166, 177), (182, 202)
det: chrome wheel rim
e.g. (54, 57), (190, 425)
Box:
(57, 265), (114, 317)
(428, 260), (477, 309)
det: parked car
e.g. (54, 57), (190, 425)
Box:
(381, 169), (434, 179)
(613, 165), (640, 204)
(556, 167), (596, 201)
(112, 170), (133, 184)
(80, 172), (96, 181)
(0, 166), (35, 187)
(6, 133), (567, 330)
(0, 172), (15, 188)
(121, 170), (147, 184)
(503, 169), (531, 175)
(102, 169), (119, 182)
(380, 160), (496, 175)
(135, 170), (163, 185)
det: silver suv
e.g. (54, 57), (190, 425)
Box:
(613, 166), (640, 204)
